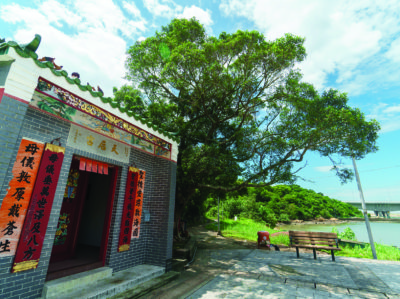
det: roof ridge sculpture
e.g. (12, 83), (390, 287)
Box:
(0, 34), (179, 143)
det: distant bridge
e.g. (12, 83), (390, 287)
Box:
(345, 202), (400, 218)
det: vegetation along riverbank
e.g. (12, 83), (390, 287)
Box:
(206, 218), (400, 261)
(205, 184), (363, 229)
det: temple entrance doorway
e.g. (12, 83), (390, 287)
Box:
(46, 156), (118, 281)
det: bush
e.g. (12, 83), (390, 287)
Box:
(239, 195), (262, 220)
(331, 227), (357, 241)
(223, 197), (243, 218)
(258, 205), (277, 229)
(278, 213), (291, 223)
(340, 227), (357, 241)
(205, 206), (218, 218)
(320, 209), (332, 219)
(265, 213), (278, 229)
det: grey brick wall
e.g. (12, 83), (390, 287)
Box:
(0, 95), (29, 194)
(0, 107), (71, 299)
(144, 158), (176, 269)
(0, 105), (177, 299)
(107, 150), (176, 273)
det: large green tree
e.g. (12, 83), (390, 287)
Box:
(121, 18), (379, 221)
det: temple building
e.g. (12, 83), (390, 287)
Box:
(0, 35), (178, 299)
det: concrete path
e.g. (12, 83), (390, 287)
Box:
(186, 250), (400, 299)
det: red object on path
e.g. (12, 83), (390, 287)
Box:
(257, 231), (270, 249)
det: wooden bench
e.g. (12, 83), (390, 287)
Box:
(289, 231), (341, 261)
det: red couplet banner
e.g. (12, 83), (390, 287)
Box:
(117, 167), (139, 252)
(0, 138), (44, 257)
(12, 143), (65, 273)
(132, 170), (145, 239)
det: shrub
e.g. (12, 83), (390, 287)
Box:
(278, 213), (291, 223)
(320, 209), (332, 219)
(331, 227), (357, 241)
(239, 195), (262, 220)
(340, 227), (357, 241)
(206, 206), (218, 218)
(258, 205), (277, 229)
(223, 197), (243, 218)
(265, 213), (278, 229)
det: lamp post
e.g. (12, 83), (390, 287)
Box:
(352, 157), (377, 259)
(217, 196), (222, 235)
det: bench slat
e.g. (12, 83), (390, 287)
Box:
(292, 238), (337, 243)
(292, 240), (336, 246)
(293, 244), (341, 251)
(291, 238), (338, 245)
(289, 231), (337, 238)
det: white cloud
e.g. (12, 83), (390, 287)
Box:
(122, 1), (148, 33)
(383, 105), (400, 114)
(219, 0), (400, 95)
(368, 103), (400, 133)
(385, 37), (400, 63)
(176, 5), (213, 33)
(143, 0), (182, 19)
(314, 166), (334, 173)
(314, 165), (352, 173)
(0, 0), (150, 97)
(123, 1), (142, 18)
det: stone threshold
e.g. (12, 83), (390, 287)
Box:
(42, 264), (165, 299)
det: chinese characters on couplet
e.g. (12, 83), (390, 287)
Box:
(117, 168), (146, 252)
(118, 167), (139, 252)
(12, 143), (65, 273)
(0, 139), (44, 257)
(132, 170), (145, 239)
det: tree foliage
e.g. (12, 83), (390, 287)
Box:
(121, 18), (380, 220)
(206, 184), (362, 225)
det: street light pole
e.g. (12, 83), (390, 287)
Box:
(217, 196), (222, 235)
(352, 157), (377, 259)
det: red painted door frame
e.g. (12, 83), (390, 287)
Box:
(50, 160), (90, 262)
(99, 165), (119, 264)
(50, 158), (119, 266)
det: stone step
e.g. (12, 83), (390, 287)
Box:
(42, 265), (164, 299)
(173, 236), (197, 260)
(109, 271), (181, 299)
(42, 267), (113, 298)
(171, 258), (188, 272)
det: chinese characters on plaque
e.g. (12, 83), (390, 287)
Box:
(12, 143), (65, 272)
(0, 139), (44, 257)
(67, 124), (130, 163)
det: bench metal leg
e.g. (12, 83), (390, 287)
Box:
(331, 250), (335, 261)
(313, 248), (316, 259)
(296, 247), (299, 258)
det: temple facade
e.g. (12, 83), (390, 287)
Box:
(0, 35), (178, 298)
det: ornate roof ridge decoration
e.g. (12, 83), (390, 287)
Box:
(37, 77), (171, 150)
(0, 34), (179, 143)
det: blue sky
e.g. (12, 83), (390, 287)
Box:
(1, 0), (399, 203)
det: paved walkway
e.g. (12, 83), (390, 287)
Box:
(186, 250), (400, 299)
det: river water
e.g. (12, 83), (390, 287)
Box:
(279, 220), (400, 247)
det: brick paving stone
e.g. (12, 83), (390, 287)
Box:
(185, 249), (400, 299)
(347, 289), (388, 299)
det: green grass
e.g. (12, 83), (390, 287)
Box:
(206, 217), (400, 261)
(206, 217), (283, 242)
(334, 243), (400, 261)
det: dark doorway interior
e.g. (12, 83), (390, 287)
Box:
(47, 157), (117, 281)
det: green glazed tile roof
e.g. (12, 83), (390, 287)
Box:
(0, 34), (179, 142)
